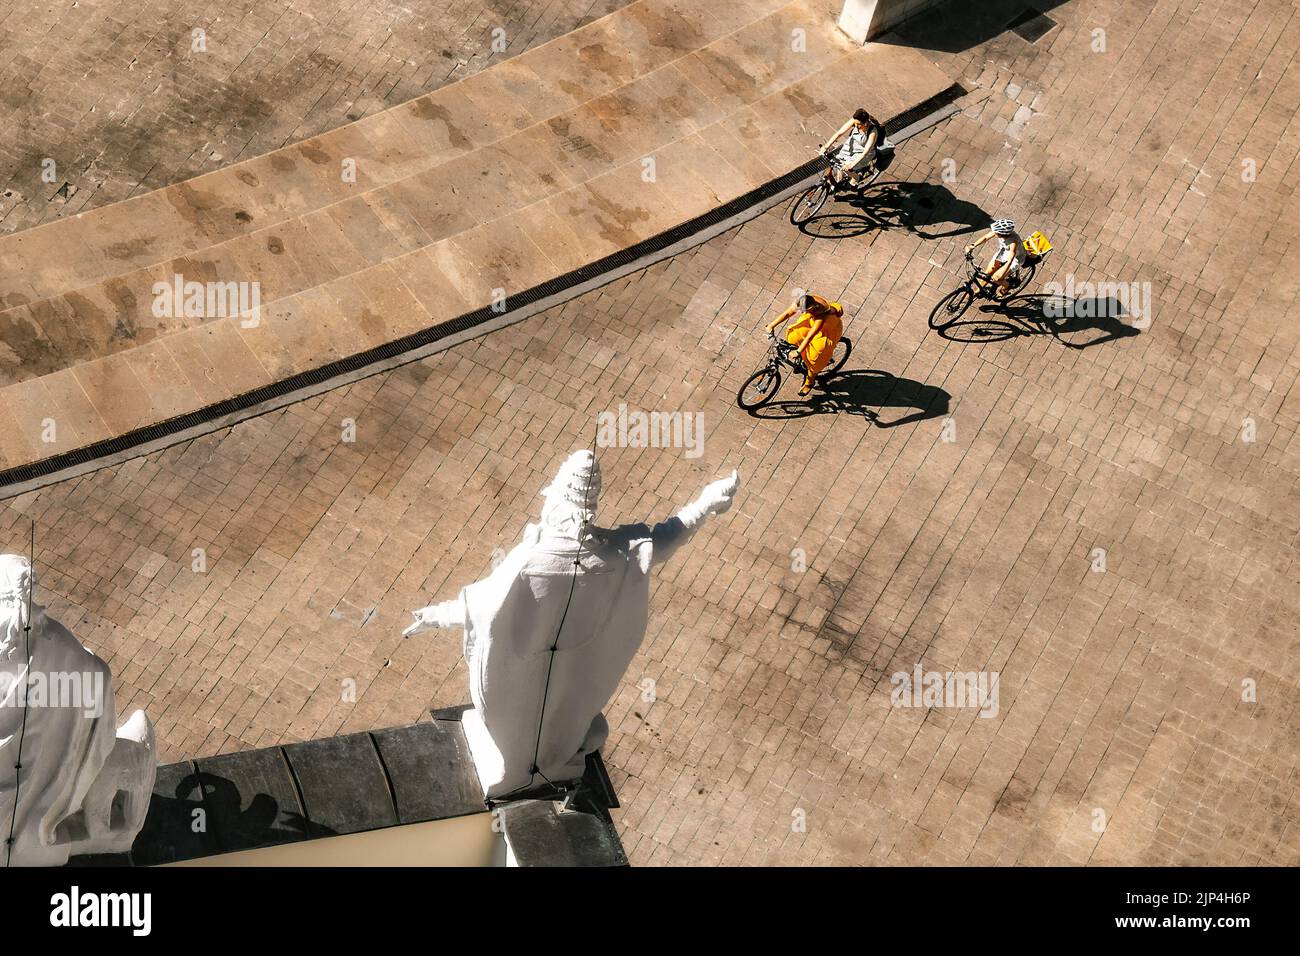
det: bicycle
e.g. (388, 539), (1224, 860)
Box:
(789, 149), (887, 226)
(929, 231), (1053, 328)
(737, 333), (853, 410)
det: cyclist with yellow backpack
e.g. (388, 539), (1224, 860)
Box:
(965, 218), (1030, 297)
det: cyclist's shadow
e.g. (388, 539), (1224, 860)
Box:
(934, 293), (1143, 349)
(752, 369), (951, 428)
(799, 181), (989, 240)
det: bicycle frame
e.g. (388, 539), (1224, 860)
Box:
(822, 151), (879, 185)
(738, 325), (854, 409)
(766, 337), (809, 376)
(790, 148), (884, 226)
(964, 249), (1039, 297)
(963, 251), (1000, 295)
(820, 154), (851, 179)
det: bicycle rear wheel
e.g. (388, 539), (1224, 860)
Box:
(856, 165), (883, 190)
(738, 365), (782, 409)
(824, 336), (853, 376)
(790, 181), (830, 226)
(1003, 260), (1037, 296)
(930, 286), (973, 328)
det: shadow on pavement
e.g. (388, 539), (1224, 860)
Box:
(750, 369), (951, 428)
(798, 181), (990, 240)
(933, 293), (1143, 349)
(877, 0), (1070, 55)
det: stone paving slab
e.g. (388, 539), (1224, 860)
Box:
(0, 0), (950, 475)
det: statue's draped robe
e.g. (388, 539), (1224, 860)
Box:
(458, 516), (692, 796)
(0, 612), (116, 865)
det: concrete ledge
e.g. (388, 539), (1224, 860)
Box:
(68, 714), (626, 867)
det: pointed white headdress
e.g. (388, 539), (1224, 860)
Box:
(541, 449), (602, 518)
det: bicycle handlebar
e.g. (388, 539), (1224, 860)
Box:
(963, 249), (999, 281)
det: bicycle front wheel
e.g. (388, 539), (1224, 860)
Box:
(930, 287), (973, 328)
(790, 181), (830, 226)
(738, 365), (782, 409)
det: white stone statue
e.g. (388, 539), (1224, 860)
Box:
(406, 450), (739, 799)
(0, 554), (156, 865)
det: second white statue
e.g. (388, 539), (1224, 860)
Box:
(406, 450), (738, 799)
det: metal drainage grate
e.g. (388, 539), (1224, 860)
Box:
(1007, 7), (1058, 44)
(883, 83), (967, 138)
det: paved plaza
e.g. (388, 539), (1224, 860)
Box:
(1, 0), (1298, 866)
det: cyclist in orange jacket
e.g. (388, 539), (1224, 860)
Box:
(766, 292), (845, 396)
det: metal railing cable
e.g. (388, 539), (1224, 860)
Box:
(4, 521), (35, 867)
(492, 429), (600, 807)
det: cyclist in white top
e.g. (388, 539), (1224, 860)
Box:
(820, 108), (882, 189)
(965, 219), (1026, 297)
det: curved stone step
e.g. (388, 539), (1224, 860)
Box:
(0, 0), (951, 479)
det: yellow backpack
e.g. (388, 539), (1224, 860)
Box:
(1024, 230), (1053, 257)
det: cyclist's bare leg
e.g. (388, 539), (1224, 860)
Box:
(998, 261), (1019, 295)
(977, 256), (1007, 294)
(988, 260), (1013, 296)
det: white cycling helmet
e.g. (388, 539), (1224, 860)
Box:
(991, 218), (1017, 236)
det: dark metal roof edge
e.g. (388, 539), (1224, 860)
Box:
(69, 715), (630, 867)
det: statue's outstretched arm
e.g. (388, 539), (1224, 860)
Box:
(402, 527), (540, 639)
(403, 599), (466, 637)
(650, 470), (740, 567)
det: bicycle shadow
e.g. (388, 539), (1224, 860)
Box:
(750, 369), (951, 428)
(933, 293), (1143, 349)
(798, 181), (990, 240)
